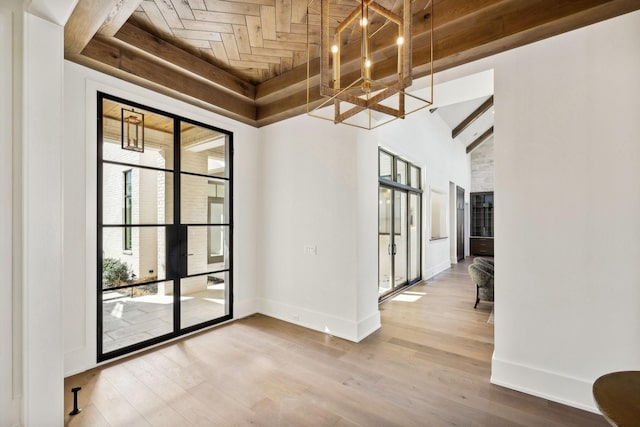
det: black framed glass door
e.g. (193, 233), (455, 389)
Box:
(379, 186), (409, 295)
(97, 93), (233, 361)
(378, 149), (422, 300)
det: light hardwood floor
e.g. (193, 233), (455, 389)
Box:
(64, 259), (607, 426)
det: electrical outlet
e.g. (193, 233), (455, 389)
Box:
(304, 245), (317, 255)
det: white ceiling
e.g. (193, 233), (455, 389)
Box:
(433, 95), (494, 148)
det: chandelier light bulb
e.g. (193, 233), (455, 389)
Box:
(360, 17), (368, 26)
(397, 36), (404, 46)
(331, 44), (339, 53)
(365, 59), (372, 68)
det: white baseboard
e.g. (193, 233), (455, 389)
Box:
(356, 311), (381, 342)
(234, 298), (259, 319)
(64, 348), (94, 378)
(491, 355), (599, 413)
(258, 298), (379, 343)
(424, 260), (452, 280)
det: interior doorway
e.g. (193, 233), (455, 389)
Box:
(457, 186), (465, 261)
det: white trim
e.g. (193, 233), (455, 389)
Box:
(356, 311), (381, 342)
(258, 298), (367, 343)
(424, 259), (450, 280)
(0, 5), (21, 427)
(491, 355), (600, 414)
(22, 12), (65, 425)
(233, 298), (259, 319)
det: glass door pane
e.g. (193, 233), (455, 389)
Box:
(409, 193), (420, 281)
(394, 191), (408, 288)
(378, 187), (393, 295)
(180, 123), (230, 330)
(99, 96), (175, 356)
(181, 272), (229, 329)
(102, 280), (174, 354)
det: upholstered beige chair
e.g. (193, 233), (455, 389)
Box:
(468, 263), (494, 308)
(474, 257), (494, 273)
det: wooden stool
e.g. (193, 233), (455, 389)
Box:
(592, 371), (640, 426)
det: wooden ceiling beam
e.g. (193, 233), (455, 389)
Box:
(98, 0), (144, 37)
(114, 23), (256, 99)
(68, 51), (251, 125)
(80, 36), (257, 126)
(257, 84), (323, 127)
(65, 0), (134, 55)
(452, 96), (494, 139)
(467, 126), (494, 154)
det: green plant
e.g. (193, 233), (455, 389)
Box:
(102, 257), (132, 288)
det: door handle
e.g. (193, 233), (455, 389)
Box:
(388, 244), (391, 255)
(392, 243), (397, 255)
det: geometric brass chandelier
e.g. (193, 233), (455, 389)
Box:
(307, 0), (433, 129)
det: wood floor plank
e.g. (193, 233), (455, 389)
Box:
(64, 258), (608, 426)
(125, 357), (225, 425)
(100, 364), (186, 426)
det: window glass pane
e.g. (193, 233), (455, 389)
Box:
(410, 166), (420, 189)
(181, 122), (228, 178)
(103, 165), (173, 225)
(379, 188), (392, 296)
(394, 191), (407, 284)
(102, 99), (174, 170)
(102, 281), (174, 353)
(181, 272), (229, 329)
(181, 175), (229, 224)
(123, 170), (133, 250)
(187, 225), (230, 276)
(379, 151), (393, 179)
(102, 227), (167, 288)
(396, 160), (407, 185)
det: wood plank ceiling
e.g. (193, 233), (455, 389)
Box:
(65, 0), (640, 128)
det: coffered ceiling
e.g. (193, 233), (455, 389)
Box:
(64, 0), (639, 128)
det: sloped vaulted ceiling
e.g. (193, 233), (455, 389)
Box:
(65, 0), (640, 128)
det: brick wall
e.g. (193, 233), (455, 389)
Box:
(470, 136), (494, 192)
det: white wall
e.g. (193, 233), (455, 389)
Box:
(258, 116), (382, 341)
(62, 61), (262, 376)
(491, 10), (640, 412)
